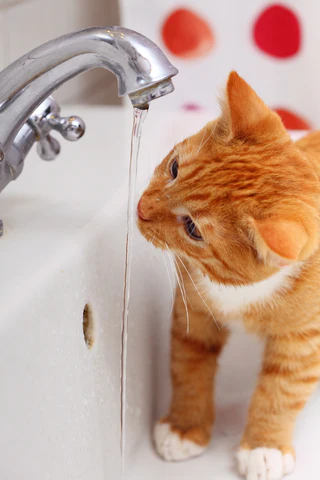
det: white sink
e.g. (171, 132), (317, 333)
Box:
(0, 106), (318, 480)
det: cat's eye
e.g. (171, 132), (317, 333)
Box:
(170, 159), (179, 179)
(184, 217), (203, 241)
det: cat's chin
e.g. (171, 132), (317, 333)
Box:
(137, 219), (166, 250)
(136, 217), (150, 239)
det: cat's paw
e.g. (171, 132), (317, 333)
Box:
(236, 447), (295, 480)
(153, 421), (208, 462)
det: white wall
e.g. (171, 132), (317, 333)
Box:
(0, 0), (120, 104)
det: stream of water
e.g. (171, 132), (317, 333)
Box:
(120, 106), (148, 473)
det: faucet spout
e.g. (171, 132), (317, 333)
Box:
(0, 26), (178, 156)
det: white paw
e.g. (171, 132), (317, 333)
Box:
(236, 447), (295, 480)
(153, 422), (207, 462)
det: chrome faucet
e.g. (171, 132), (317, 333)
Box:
(0, 26), (178, 235)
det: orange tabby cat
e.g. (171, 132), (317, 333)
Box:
(137, 71), (320, 480)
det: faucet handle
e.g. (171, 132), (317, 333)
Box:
(27, 98), (86, 161)
(37, 134), (61, 161)
(47, 114), (85, 141)
(36, 112), (86, 160)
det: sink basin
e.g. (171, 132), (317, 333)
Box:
(0, 107), (319, 480)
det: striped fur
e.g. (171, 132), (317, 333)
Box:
(137, 72), (320, 478)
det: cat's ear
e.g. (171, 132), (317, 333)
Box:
(249, 217), (318, 268)
(221, 71), (289, 141)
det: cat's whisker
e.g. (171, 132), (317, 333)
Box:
(161, 252), (175, 318)
(147, 234), (156, 244)
(173, 266), (191, 334)
(165, 244), (190, 335)
(195, 127), (215, 156)
(172, 254), (192, 309)
(175, 252), (220, 331)
(194, 128), (206, 156)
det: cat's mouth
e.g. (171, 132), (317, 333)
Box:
(137, 212), (147, 221)
(137, 217), (166, 250)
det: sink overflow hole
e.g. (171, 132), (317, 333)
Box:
(83, 304), (95, 349)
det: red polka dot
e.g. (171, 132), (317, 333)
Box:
(183, 103), (203, 111)
(253, 5), (301, 58)
(274, 108), (311, 130)
(161, 8), (214, 59)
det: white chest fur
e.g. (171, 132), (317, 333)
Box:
(199, 264), (301, 316)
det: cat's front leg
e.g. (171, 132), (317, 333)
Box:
(154, 285), (229, 462)
(237, 332), (320, 480)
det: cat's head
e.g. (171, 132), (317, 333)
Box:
(137, 72), (320, 284)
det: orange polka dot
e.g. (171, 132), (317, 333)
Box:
(161, 8), (214, 59)
(274, 108), (311, 130)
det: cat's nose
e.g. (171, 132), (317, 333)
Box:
(137, 198), (150, 221)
